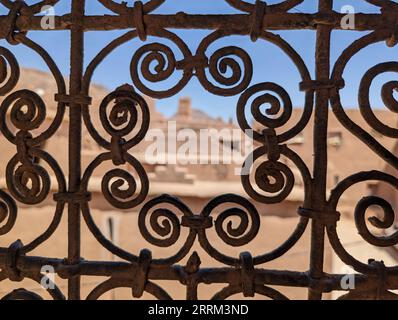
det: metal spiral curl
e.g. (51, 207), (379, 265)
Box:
(130, 29), (253, 97)
(242, 148), (295, 204)
(355, 196), (398, 247)
(99, 88), (149, 149)
(0, 47), (19, 96)
(359, 62), (398, 138)
(80, 153), (149, 262)
(6, 155), (50, 205)
(327, 171), (398, 275)
(197, 46), (253, 97)
(101, 95), (137, 136)
(134, 43), (175, 82)
(237, 82), (292, 142)
(330, 31), (398, 171)
(214, 207), (258, 247)
(101, 157), (148, 209)
(202, 194), (260, 248)
(1, 90), (46, 135)
(0, 90), (46, 144)
(141, 207), (181, 247)
(139, 195), (193, 248)
(0, 189), (17, 235)
(130, 42), (190, 98)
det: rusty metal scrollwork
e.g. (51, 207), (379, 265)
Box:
(0, 47), (19, 95)
(81, 87), (149, 210)
(0, 0), (60, 15)
(0, 30), (67, 257)
(330, 30), (398, 170)
(98, 0), (165, 15)
(327, 171), (398, 276)
(130, 28), (253, 98)
(359, 62), (398, 138)
(130, 31), (193, 98)
(0, 0), (397, 301)
(0, 189), (16, 235)
(326, 20), (398, 290)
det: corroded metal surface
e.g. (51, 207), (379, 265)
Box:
(0, 0), (397, 300)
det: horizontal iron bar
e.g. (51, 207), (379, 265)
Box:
(8, 12), (390, 32)
(1, 253), (398, 293)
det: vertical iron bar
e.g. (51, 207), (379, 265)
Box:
(308, 0), (333, 300)
(67, 0), (85, 300)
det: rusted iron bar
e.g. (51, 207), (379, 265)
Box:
(66, 0), (85, 301)
(308, 0), (333, 301)
(1, 253), (398, 294)
(8, 12), (392, 32)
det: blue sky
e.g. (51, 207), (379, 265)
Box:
(1, 0), (397, 120)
